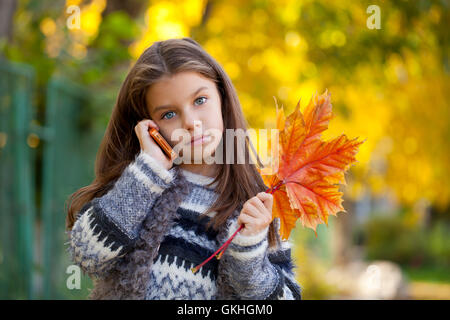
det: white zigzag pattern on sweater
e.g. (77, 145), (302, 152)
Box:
(70, 207), (124, 275)
(147, 255), (216, 300)
(166, 224), (217, 251)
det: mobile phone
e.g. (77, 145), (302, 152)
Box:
(148, 127), (178, 161)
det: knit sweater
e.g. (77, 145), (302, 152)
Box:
(67, 150), (302, 300)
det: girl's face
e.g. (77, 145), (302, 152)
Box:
(146, 71), (224, 163)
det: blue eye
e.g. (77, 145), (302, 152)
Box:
(162, 111), (175, 120)
(194, 96), (207, 106)
(161, 97), (207, 120)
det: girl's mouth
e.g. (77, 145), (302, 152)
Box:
(190, 135), (212, 146)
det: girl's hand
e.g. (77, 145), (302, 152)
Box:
(237, 192), (273, 237)
(135, 119), (173, 171)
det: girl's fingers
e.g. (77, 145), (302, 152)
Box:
(247, 197), (268, 217)
(238, 209), (271, 236)
(146, 119), (160, 130)
(237, 212), (258, 227)
(257, 192), (273, 205)
(241, 200), (271, 224)
(136, 119), (157, 132)
(256, 192), (273, 213)
(135, 120), (160, 149)
(136, 120), (158, 138)
(242, 202), (261, 218)
(134, 119), (172, 170)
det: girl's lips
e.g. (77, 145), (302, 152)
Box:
(191, 135), (211, 146)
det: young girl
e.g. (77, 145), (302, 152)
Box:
(66, 37), (302, 300)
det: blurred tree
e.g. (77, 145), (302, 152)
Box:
(102, 0), (146, 18)
(3, 1), (448, 212)
(0, 0), (17, 42)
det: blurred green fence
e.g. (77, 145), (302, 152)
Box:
(0, 60), (36, 299)
(0, 59), (101, 299)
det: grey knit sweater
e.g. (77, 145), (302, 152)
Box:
(67, 150), (302, 300)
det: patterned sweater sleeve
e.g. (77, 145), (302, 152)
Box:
(66, 150), (176, 279)
(218, 218), (302, 300)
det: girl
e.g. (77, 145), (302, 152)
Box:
(66, 37), (302, 300)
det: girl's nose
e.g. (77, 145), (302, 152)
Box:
(182, 113), (202, 131)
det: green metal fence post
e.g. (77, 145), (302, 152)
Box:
(41, 77), (99, 299)
(0, 59), (36, 299)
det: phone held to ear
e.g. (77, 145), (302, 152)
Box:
(148, 127), (178, 161)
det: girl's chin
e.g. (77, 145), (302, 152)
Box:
(177, 150), (217, 163)
(177, 143), (217, 159)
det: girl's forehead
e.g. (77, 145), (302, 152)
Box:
(146, 72), (217, 112)
(150, 72), (215, 94)
(155, 71), (214, 88)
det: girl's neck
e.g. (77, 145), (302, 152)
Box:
(179, 163), (220, 190)
(179, 163), (220, 179)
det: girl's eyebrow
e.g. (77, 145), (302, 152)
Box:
(152, 86), (208, 113)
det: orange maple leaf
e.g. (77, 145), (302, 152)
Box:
(259, 90), (366, 240)
(191, 90), (365, 274)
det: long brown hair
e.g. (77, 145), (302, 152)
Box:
(65, 37), (279, 248)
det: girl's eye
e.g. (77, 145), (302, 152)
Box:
(194, 96), (207, 106)
(161, 97), (207, 120)
(162, 111), (175, 120)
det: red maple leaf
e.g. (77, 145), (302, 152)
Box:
(192, 90), (365, 273)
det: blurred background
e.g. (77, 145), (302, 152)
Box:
(0, 0), (449, 299)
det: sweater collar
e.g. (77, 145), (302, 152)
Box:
(179, 167), (219, 190)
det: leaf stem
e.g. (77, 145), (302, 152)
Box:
(191, 224), (243, 274)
